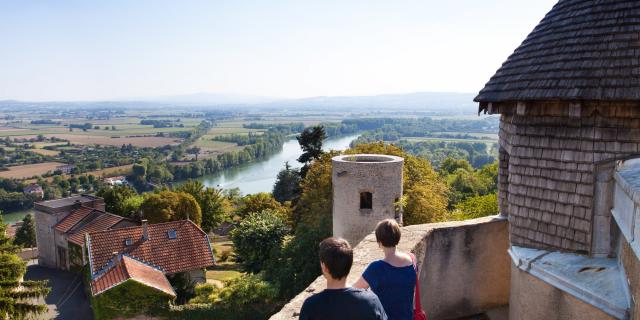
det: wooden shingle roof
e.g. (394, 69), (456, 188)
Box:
(475, 0), (640, 103)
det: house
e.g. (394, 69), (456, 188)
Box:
(23, 183), (44, 198)
(86, 219), (215, 296)
(34, 195), (138, 271)
(103, 176), (127, 186)
(55, 164), (76, 174)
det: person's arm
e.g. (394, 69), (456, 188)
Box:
(299, 299), (311, 320)
(352, 276), (370, 289)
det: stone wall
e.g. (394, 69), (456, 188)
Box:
(270, 216), (509, 320)
(491, 101), (640, 254)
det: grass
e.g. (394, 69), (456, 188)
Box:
(207, 236), (243, 285)
(206, 270), (243, 283)
(30, 148), (60, 156)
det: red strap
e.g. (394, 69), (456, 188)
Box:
(410, 253), (423, 312)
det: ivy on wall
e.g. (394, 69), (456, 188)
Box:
(91, 279), (174, 320)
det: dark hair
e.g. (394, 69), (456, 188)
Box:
(375, 219), (401, 247)
(318, 237), (353, 280)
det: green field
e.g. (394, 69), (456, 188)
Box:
(403, 137), (498, 145)
(207, 237), (243, 286)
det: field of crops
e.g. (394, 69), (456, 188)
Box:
(0, 162), (66, 179)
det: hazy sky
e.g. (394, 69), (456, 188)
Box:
(0, 0), (557, 101)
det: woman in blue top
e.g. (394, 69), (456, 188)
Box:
(353, 219), (416, 320)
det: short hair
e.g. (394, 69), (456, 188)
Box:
(318, 237), (353, 280)
(375, 219), (401, 247)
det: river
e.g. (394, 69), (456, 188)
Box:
(0, 134), (358, 224)
(191, 134), (359, 195)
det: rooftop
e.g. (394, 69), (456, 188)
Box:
(53, 206), (131, 246)
(36, 194), (100, 209)
(476, 0), (640, 103)
(87, 220), (215, 276)
(91, 254), (175, 297)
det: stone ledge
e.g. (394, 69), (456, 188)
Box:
(509, 246), (630, 320)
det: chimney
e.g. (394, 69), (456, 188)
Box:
(73, 199), (82, 209)
(142, 219), (148, 241)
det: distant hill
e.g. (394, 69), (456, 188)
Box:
(257, 92), (476, 113)
(0, 91), (478, 114)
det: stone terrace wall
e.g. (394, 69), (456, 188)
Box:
(270, 216), (509, 320)
(493, 102), (640, 255)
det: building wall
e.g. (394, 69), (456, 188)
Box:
(509, 264), (615, 320)
(34, 196), (105, 269)
(34, 208), (62, 268)
(621, 241), (640, 320)
(494, 101), (640, 254)
(270, 216), (510, 320)
(332, 154), (403, 246)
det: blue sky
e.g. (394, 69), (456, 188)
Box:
(0, 0), (557, 101)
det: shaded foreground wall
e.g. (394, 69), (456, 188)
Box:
(509, 265), (615, 320)
(270, 216), (510, 320)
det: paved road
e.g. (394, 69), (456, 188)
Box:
(24, 263), (93, 320)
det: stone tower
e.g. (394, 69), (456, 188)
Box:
(332, 154), (403, 246)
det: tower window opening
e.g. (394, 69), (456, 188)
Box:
(360, 192), (373, 209)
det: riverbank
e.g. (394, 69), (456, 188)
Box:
(179, 134), (359, 195)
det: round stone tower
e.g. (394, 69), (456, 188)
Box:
(332, 154), (404, 246)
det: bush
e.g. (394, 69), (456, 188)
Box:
(170, 274), (280, 320)
(230, 210), (288, 273)
(91, 279), (174, 320)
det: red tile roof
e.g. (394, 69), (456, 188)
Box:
(54, 207), (94, 233)
(88, 220), (214, 275)
(91, 255), (175, 297)
(68, 213), (125, 246)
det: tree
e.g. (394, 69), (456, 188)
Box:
(272, 162), (301, 203)
(452, 193), (499, 220)
(296, 126), (326, 177)
(0, 215), (50, 319)
(230, 210), (288, 273)
(439, 157), (474, 175)
(13, 214), (36, 248)
(140, 191), (202, 226)
(96, 185), (138, 218)
(236, 193), (286, 219)
(176, 181), (229, 233)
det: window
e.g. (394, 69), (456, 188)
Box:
(167, 230), (177, 239)
(124, 238), (133, 246)
(360, 192), (373, 209)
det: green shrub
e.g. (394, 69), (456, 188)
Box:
(169, 274), (281, 320)
(230, 210), (288, 273)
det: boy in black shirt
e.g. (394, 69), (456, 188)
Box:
(299, 237), (387, 320)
